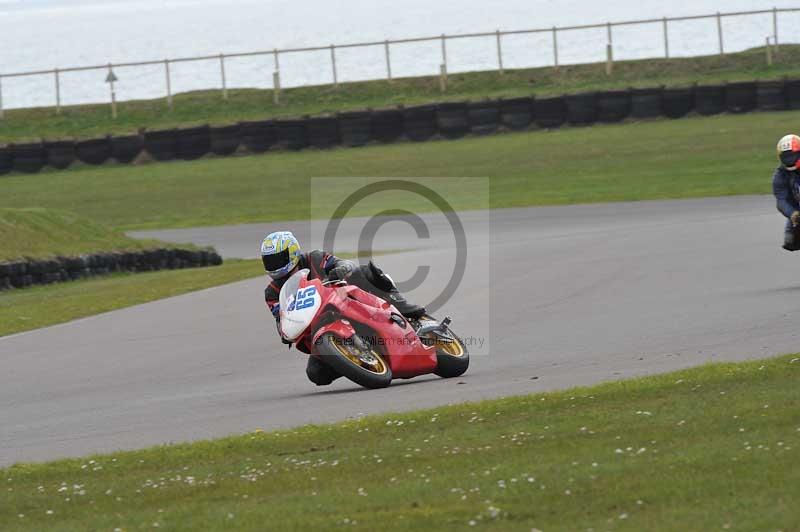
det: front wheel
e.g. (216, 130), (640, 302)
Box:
(315, 333), (392, 389)
(417, 316), (470, 378)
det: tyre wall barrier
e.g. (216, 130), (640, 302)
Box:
(437, 102), (470, 139)
(338, 111), (372, 147)
(275, 119), (309, 150)
(695, 85), (726, 116)
(239, 120), (276, 153)
(75, 137), (112, 165)
(630, 87), (663, 119)
(0, 147), (12, 176)
(11, 143), (46, 173)
(726, 82), (757, 113)
(661, 87), (694, 119)
(596, 90), (631, 122)
(565, 92), (597, 125)
(467, 100), (500, 135)
(756, 80), (786, 111)
(500, 97), (533, 130)
(174, 125), (211, 160)
(209, 124), (241, 156)
(0, 248), (223, 292)
(370, 108), (405, 143)
(785, 79), (800, 110)
(45, 140), (76, 170)
(534, 96), (566, 128)
(144, 129), (178, 161)
(111, 134), (144, 163)
(8, 77), (800, 177)
(403, 104), (438, 141)
(305, 117), (339, 149)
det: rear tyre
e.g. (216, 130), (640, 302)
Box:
(315, 333), (392, 389)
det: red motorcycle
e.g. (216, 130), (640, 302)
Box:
(279, 268), (469, 389)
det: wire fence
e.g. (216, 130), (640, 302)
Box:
(0, 7), (796, 118)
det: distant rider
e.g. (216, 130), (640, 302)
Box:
(260, 230), (426, 385)
(773, 134), (800, 251)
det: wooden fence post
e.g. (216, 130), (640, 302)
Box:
(552, 27), (559, 69)
(55, 69), (62, 114)
(220, 54), (228, 100)
(165, 59), (173, 110)
(496, 30), (504, 74)
(385, 40), (393, 81)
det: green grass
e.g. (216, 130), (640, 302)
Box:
(0, 110), (785, 230)
(0, 208), (171, 261)
(2, 354), (798, 531)
(0, 259), (262, 337)
(1, 45), (798, 142)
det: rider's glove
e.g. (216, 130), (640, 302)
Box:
(791, 211), (800, 227)
(276, 318), (292, 346)
(327, 260), (356, 282)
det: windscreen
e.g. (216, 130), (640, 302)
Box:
(279, 268), (309, 314)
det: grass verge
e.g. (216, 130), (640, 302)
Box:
(0, 110), (785, 230)
(1, 45), (799, 143)
(0, 208), (170, 261)
(1, 354), (798, 531)
(0, 259), (262, 337)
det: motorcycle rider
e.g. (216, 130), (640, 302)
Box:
(260, 230), (426, 385)
(774, 134), (800, 251)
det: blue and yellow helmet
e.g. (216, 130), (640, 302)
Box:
(260, 231), (301, 279)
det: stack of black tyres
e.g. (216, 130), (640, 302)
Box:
(239, 120), (276, 153)
(534, 96), (566, 128)
(661, 87), (694, 119)
(630, 87), (663, 119)
(145, 129), (178, 161)
(76, 137), (112, 165)
(0, 147), (12, 176)
(45, 140), (76, 170)
(785, 79), (800, 110)
(275, 119), (308, 150)
(338, 111), (372, 147)
(756, 80), (786, 111)
(111, 135), (144, 163)
(370, 108), (404, 143)
(209, 124), (241, 156)
(565, 92), (596, 125)
(499, 97), (533, 130)
(695, 85), (726, 116)
(174, 125), (211, 160)
(726, 82), (757, 113)
(11, 143), (46, 173)
(467, 100), (500, 135)
(403, 105), (438, 141)
(436, 102), (470, 139)
(305, 117), (339, 148)
(596, 91), (631, 123)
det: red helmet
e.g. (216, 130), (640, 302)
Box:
(777, 134), (800, 171)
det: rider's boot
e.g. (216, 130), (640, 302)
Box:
(363, 261), (427, 320)
(784, 230), (800, 251)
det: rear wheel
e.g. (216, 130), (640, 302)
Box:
(315, 333), (392, 389)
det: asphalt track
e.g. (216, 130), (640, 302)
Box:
(3, 195), (799, 467)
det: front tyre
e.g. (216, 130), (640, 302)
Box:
(315, 333), (392, 389)
(433, 332), (470, 378)
(416, 317), (470, 378)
